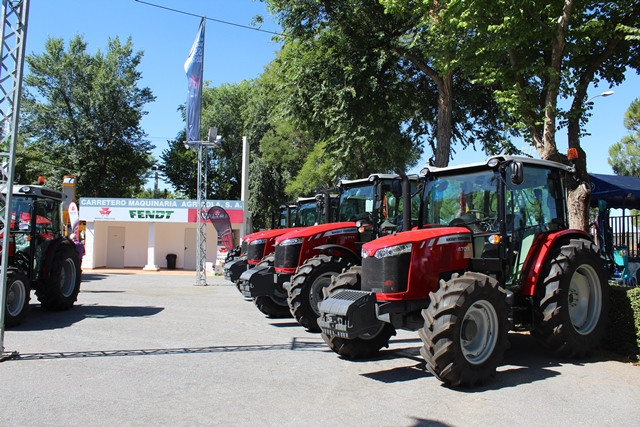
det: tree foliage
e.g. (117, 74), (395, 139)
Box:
(609, 98), (640, 176)
(21, 36), (156, 196)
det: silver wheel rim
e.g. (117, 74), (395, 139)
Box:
(460, 300), (499, 365)
(60, 258), (77, 297)
(568, 264), (602, 335)
(310, 272), (337, 316)
(7, 279), (26, 316)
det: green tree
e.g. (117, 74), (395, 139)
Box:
(21, 36), (156, 196)
(609, 98), (640, 176)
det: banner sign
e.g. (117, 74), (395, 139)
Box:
(68, 202), (79, 233)
(207, 206), (234, 251)
(79, 198), (243, 224)
(184, 17), (205, 146)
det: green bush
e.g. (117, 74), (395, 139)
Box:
(602, 285), (640, 362)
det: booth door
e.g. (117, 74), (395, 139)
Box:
(107, 226), (125, 268)
(183, 228), (196, 270)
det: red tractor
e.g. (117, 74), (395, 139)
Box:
(2, 184), (82, 327)
(239, 173), (419, 331)
(319, 156), (609, 387)
(225, 193), (333, 318)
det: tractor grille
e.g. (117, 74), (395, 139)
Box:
(361, 253), (410, 293)
(275, 243), (302, 269)
(247, 243), (266, 262)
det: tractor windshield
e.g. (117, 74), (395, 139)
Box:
(296, 200), (319, 226)
(338, 183), (377, 222)
(422, 170), (499, 231)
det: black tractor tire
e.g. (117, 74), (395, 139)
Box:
(531, 238), (609, 357)
(320, 266), (396, 358)
(5, 268), (31, 327)
(419, 272), (510, 387)
(36, 241), (81, 311)
(252, 254), (292, 318)
(288, 254), (352, 332)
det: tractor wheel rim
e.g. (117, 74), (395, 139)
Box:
(310, 272), (337, 316)
(568, 264), (602, 335)
(460, 299), (499, 365)
(7, 279), (26, 316)
(60, 258), (77, 297)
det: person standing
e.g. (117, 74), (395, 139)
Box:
(69, 233), (85, 265)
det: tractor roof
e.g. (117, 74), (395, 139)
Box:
(7, 185), (65, 202)
(423, 155), (574, 176)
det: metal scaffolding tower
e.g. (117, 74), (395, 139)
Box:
(192, 127), (220, 286)
(0, 0), (30, 356)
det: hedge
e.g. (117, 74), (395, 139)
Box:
(602, 285), (640, 362)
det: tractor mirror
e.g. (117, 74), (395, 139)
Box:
(44, 200), (56, 212)
(510, 162), (524, 185)
(391, 180), (403, 198)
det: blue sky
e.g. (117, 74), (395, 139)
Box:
(26, 0), (639, 189)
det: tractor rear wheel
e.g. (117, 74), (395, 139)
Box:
(5, 268), (30, 327)
(252, 255), (292, 318)
(37, 241), (81, 311)
(532, 238), (609, 357)
(288, 254), (351, 332)
(320, 266), (396, 358)
(419, 272), (509, 387)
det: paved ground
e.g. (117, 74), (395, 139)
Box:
(1, 269), (639, 426)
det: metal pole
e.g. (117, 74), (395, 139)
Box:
(195, 143), (207, 285)
(1, 0), (30, 358)
(241, 136), (250, 238)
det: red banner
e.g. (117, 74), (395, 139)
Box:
(206, 206), (234, 251)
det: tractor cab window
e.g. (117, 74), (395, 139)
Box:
(34, 198), (60, 239)
(422, 170), (499, 232)
(338, 183), (376, 222)
(296, 201), (319, 226)
(505, 165), (566, 281)
(10, 196), (33, 232)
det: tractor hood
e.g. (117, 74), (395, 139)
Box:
(361, 226), (471, 257)
(246, 227), (301, 243)
(275, 222), (357, 244)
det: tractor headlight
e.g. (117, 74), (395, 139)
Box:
(279, 237), (303, 246)
(249, 238), (266, 245)
(374, 243), (412, 259)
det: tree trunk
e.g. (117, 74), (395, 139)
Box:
(434, 71), (453, 167)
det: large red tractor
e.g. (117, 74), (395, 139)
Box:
(319, 156), (609, 387)
(2, 184), (82, 327)
(225, 193), (333, 317)
(239, 173), (419, 331)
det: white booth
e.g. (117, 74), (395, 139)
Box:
(79, 198), (243, 270)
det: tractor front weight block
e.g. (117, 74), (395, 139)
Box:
(318, 290), (381, 339)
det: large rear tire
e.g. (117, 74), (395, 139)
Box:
(5, 268), (30, 327)
(419, 272), (510, 387)
(532, 238), (609, 357)
(36, 241), (81, 311)
(252, 255), (292, 318)
(288, 254), (351, 332)
(320, 266), (396, 358)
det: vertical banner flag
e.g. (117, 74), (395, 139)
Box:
(68, 202), (79, 234)
(207, 206), (234, 251)
(184, 17), (206, 147)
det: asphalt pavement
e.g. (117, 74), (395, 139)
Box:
(1, 269), (639, 426)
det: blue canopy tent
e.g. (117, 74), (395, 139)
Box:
(589, 173), (640, 285)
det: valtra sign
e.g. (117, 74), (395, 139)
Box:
(79, 198), (243, 224)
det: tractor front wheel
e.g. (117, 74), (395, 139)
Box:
(252, 255), (292, 318)
(37, 241), (81, 311)
(288, 254), (351, 332)
(419, 272), (509, 387)
(532, 238), (609, 357)
(320, 266), (396, 358)
(5, 268), (30, 327)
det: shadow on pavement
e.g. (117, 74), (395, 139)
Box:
(9, 303), (164, 331)
(6, 336), (328, 362)
(358, 331), (611, 390)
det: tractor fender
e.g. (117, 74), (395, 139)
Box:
(520, 229), (594, 297)
(313, 244), (360, 265)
